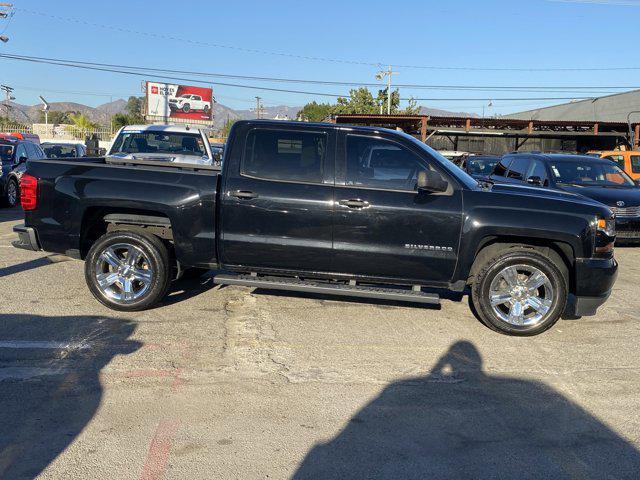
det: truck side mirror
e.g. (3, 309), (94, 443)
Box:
(18, 155), (28, 164)
(417, 170), (448, 193)
(527, 176), (544, 186)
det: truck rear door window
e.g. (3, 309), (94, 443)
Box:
(243, 129), (326, 183)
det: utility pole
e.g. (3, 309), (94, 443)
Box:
(1, 84), (14, 118)
(376, 65), (399, 115)
(254, 96), (265, 119)
(0, 3), (13, 43)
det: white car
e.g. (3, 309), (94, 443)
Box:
(169, 94), (211, 114)
(107, 124), (216, 166)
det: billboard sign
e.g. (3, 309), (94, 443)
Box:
(146, 81), (213, 121)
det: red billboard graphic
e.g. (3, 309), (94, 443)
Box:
(146, 82), (213, 121)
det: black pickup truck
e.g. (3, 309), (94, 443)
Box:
(13, 120), (618, 336)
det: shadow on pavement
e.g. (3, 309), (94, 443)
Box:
(0, 257), (53, 279)
(293, 341), (640, 480)
(0, 207), (24, 223)
(0, 313), (141, 479)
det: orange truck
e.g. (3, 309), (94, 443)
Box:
(599, 151), (640, 181)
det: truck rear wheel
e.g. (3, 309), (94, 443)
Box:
(471, 247), (567, 336)
(85, 231), (171, 311)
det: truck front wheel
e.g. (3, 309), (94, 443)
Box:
(471, 247), (567, 336)
(85, 231), (171, 311)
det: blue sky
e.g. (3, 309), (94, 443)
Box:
(1, 0), (639, 115)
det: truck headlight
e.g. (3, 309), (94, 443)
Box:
(597, 217), (616, 237)
(594, 215), (615, 254)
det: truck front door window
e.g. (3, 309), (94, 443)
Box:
(631, 155), (640, 174)
(242, 129), (326, 184)
(345, 135), (428, 191)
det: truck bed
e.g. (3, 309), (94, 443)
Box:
(23, 158), (220, 267)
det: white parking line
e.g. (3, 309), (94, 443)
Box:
(0, 341), (91, 350)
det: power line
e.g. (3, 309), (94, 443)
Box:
(0, 52), (621, 97)
(0, 53), (633, 95)
(15, 7), (640, 72)
(0, 53), (598, 102)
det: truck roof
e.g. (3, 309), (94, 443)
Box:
(119, 124), (205, 133)
(233, 119), (400, 135)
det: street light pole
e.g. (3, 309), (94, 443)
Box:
(376, 65), (399, 115)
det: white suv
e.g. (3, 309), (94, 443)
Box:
(169, 94), (211, 113)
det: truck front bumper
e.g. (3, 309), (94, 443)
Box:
(12, 224), (40, 251)
(570, 257), (618, 317)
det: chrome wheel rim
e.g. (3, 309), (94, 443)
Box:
(94, 243), (153, 302)
(489, 264), (554, 327)
(7, 181), (17, 206)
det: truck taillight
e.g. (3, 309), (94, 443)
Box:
(20, 174), (38, 211)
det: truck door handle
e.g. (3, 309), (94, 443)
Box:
(338, 199), (370, 209)
(231, 190), (258, 200)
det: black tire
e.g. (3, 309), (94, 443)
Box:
(471, 246), (568, 336)
(84, 231), (171, 311)
(5, 178), (19, 208)
(182, 104), (191, 113)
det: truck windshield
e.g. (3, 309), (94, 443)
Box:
(111, 132), (206, 157)
(551, 161), (636, 187)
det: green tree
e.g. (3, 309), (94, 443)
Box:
(332, 87), (378, 115)
(297, 101), (333, 122)
(68, 113), (98, 130)
(125, 96), (145, 123)
(298, 87), (422, 119)
(66, 113), (99, 139)
(38, 110), (71, 124)
(221, 119), (236, 138)
(111, 113), (131, 130)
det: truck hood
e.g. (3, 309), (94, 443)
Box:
(488, 182), (605, 208)
(556, 184), (640, 208)
(107, 152), (211, 166)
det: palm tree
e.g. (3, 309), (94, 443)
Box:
(67, 113), (99, 140)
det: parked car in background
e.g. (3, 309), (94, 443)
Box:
(0, 134), (46, 207)
(487, 153), (640, 241)
(13, 120), (618, 336)
(210, 142), (224, 167)
(41, 142), (87, 159)
(438, 150), (469, 163)
(599, 151), (640, 181)
(108, 124), (216, 166)
(459, 155), (501, 179)
(168, 94), (211, 114)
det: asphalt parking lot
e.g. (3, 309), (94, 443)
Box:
(1, 206), (640, 479)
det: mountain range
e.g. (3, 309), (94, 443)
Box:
(1, 99), (476, 130)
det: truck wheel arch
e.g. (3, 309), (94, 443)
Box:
(468, 239), (573, 291)
(80, 208), (174, 259)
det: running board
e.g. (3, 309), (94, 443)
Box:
(213, 274), (440, 305)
